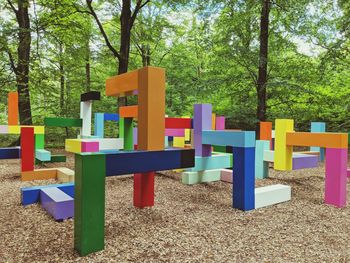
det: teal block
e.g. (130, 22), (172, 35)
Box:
(94, 113), (104, 138)
(35, 149), (51, 161)
(255, 140), (270, 179)
(165, 136), (169, 147)
(186, 153), (231, 172)
(310, 122), (326, 161)
(202, 130), (255, 147)
(74, 153), (106, 256)
(182, 169), (221, 184)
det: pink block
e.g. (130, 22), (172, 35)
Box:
(220, 169), (233, 183)
(347, 169), (350, 178)
(216, 116), (225, 130)
(165, 129), (185, 137)
(0, 125), (8, 134)
(81, 141), (99, 152)
(325, 148), (347, 207)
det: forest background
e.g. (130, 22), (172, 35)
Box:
(0, 0), (349, 146)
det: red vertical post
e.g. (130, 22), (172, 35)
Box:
(21, 127), (34, 172)
(133, 172), (155, 208)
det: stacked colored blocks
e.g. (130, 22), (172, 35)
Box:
(21, 183), (74, 221)
(65, 139), (100, 153)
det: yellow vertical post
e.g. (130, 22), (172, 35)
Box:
(211, 113), (216, 130)
(274, 119), (294, 170)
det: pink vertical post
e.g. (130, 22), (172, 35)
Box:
(216, 116), (225, 130)
(325, 148), (347, 207)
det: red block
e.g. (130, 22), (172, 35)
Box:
(133, 172), (154, 208)
(21, 127), (34, 172)
(165, 117), (192, 129)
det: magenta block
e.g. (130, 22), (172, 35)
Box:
(165, 129), (185, 137)
(81, 141), (99, 152)
(221, 169), (233, 183)
(292, 154), (318, 170)
(40, 187), (74, 220)
(216, 116), (225, 130)
(347, 169), (350, 178)
(325, 148), (347, 207)
(194, 104), (212, 157)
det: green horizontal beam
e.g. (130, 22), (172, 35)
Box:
(44, 117), (82, 127)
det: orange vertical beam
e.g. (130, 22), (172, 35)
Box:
(8, 91), (19, 125)
(137, 66), (165, 151)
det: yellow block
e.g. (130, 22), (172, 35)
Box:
(212, 113), (216, 130)
(21, 168), (57, 181)
(57, 167), (75, 183)
(274, 119), (294, 171)
(65, 139), (82, 153)
(8, 125), (45, 134)
(173, 137), (185, 148)
(182, 116), (191, 141)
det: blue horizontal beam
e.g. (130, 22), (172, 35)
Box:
(105, 148), (194, 176)
(202, 130), (255, 147)
(104, 113), (119, 121)
(21, 183), (74, 206)
(0, 147), (20, 159)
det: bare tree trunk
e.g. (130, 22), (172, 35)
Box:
(256, 0), (270, 123)
(59, 43), (65, 115)
(16, 0), (32, 125)
(85, 37), (91, 92)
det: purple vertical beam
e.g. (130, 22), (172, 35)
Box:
(216, 116), (225, 130)
(133, 128), (138, 146)
(193, 104), (212, 157)
(325, 148), (347, 207)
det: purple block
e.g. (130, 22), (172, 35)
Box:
(292, 154), (318, 170)
(194, 104), (212, 157)
(216, 116), (225, 130)
(40, 187), (74, 220)
(133, 127), (138, 145)
(165, 128), (185, 137)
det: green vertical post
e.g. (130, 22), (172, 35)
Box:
(74, 153), (106, 256)
(124, 118), (133, 150)
(35, 134), (45, 149)
(119, 117), (124, 138)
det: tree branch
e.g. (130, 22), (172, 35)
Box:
(130, 0), (150, 28)
(86, 0), (121, 60)
(6, 48), (17, 74)
(6, 0), (18, 15)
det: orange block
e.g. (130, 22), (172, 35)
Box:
(138, 67), (165, 151)
(260, 122), (272, 141)
(8, 91), (19, 125)
(21, 168), (57, 181)
(119, 105), (138, 118)
(106, 69), (139, 96)
(286, 132), (348, 149)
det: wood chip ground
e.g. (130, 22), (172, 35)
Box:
(0, 151), (349, 262)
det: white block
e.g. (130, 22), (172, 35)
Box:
(255, 184), (291, 209)
(80, 101), (92, 136)
(182, 169), (221, 185)
(96, 138), (123, 150)
(263, 150), (274, 162)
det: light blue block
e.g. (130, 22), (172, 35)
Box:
(202, 130), (256, 147)
(165, 136), (169, 148)
(35, 149), (51, 161)
(94, 113), (104, 138)
(186, 153), (231, 172)
(310, 122), (326, 161)
(255, 140), (270, 179)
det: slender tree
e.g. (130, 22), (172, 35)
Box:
(256, 0), (270, 123)
(6, 0), (32, 125)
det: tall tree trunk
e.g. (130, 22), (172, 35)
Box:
(16, 0), (32, 125)
(59, 43), (65, 115)
(256, 0), (270, 123)
(141, 44), (151, 66)
(85, 53), (91, 92)
(118, 0), (133, 107)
